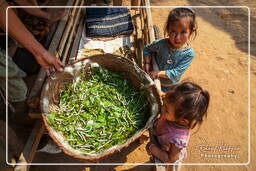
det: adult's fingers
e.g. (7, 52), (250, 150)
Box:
(35, 56), (51, 75)
(45, 68), (50, 76)
(52, 58), (64, 72)
(50, 67), (55, 73)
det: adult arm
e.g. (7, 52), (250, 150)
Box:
(11, 0), (68, 24)
(0, 0), (63, 75)
(12, 0), (49, 19)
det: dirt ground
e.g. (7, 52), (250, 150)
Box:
(26, 0), (256, 171)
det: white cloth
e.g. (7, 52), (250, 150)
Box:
(78, 23), (132, 54)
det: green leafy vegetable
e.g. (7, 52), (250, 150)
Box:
(47, 66), (148, 154)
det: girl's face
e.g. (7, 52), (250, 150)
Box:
(168, 17), (192, 48)
(163, 100), (176, 122)
(163, 99), (190, 126)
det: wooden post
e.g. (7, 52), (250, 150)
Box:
(131, 0), (141, 11)
(143, 0), (161, 94)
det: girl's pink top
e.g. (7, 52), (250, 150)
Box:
(154, 114), (190, 152)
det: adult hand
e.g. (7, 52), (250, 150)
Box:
(34, 50), (64, 76)
(0, 0), (65, 76)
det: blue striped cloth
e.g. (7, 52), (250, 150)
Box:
(85, 8), (134, 37)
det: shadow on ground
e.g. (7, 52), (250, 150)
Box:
(30, 139), (155, 171)
(187, 0), (256, 57)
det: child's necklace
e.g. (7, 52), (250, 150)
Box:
(167, 42), (189, 65)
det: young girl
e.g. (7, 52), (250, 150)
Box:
(148, 81), (210, 170)
(143, 8), (197, 92)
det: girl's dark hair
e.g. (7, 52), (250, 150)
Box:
(164, 8), (197, 40)
(165, 81), (209, 129)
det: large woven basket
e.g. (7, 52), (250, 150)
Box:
(40, 54), (161, 162)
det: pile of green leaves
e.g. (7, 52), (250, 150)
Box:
(47, 66), (148, 154)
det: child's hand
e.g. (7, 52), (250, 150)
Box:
(149, 71), (159, 79)
(143, 63), (150, 74)
(146, 143), (152, 156)
(149, 143), (157, 154)
(160, 91), (166, 99)
(146, 143), (159, 156)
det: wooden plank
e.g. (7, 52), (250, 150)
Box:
(14, 120), (45, 171)
(144, 0), (155, 43)
(69, 11), (85, 63)
(137, 38), (143, 68)
(131, 0), (140, 11)
(57, 0), (81, 59)
(62, 0), (84, 63)
(130, 9), (136, 55)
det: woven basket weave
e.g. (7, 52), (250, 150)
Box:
(40, 54), (161, 162)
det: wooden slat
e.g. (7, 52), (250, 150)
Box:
(14, 121), (45, 171)
(57, 0), (81, 60)
(130, 9), (136, 54)
(144, 0), (155, 43)
(62, 0), (84, 63)
(131, 0), (140, 11)
(69, 11), (85, 63)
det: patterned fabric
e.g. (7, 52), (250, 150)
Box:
(143, 39), (195, 90)
(85, 8), (134, 37)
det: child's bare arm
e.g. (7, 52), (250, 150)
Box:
(167, 143), (181, 163)
(143, 56), (152, 73)
(150, 143), (181, 163)
(150, 144), (170, 162)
